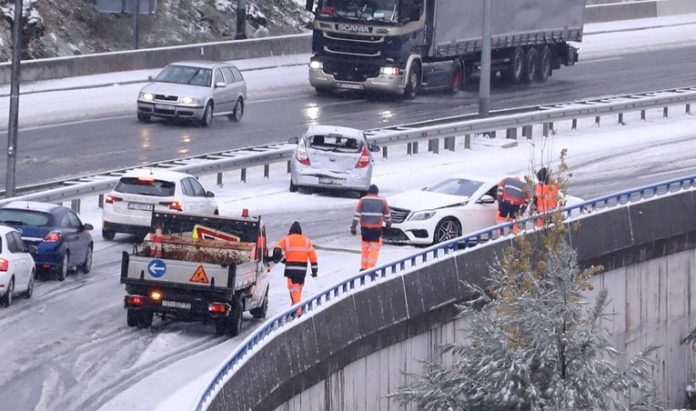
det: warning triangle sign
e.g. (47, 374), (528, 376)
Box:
(189, 265), (210, 284)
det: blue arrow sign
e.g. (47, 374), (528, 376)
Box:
(148, 259), (167, 278)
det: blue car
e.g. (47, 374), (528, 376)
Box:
(0, 201), (94, 281)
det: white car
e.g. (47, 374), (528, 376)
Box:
(288, 125), (380, 195)
(385, 176), (501, 245)
(102, 169), (218, 240)
(0, 225), (36, 307)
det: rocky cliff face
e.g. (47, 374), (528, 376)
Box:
(0, 0), (312, 61)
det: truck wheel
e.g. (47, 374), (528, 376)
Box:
(536, 45), (552, 82)
(138, 311), (153, 328)
(227, 297), (244, 337)
(449, 61), (463, 93)
(127, 309), (139, 327)
(402, 66), (420, 100)
(523, 47), (539, 83)
(250, 289), (269, 319)
(504, 47), (525, 84)
(102, 229), (115, 241)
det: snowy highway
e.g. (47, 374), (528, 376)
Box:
(0, 14), (695, 411)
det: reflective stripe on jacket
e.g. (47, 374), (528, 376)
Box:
(534, 183), (560, 213)
(353, 195), (391, 228)
(276, 234), (318, 277)
(496, 177), (529, 205)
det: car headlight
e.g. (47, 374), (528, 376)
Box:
(309, 60), (323, 70)
(179, 96), (200, 105)
(409, 210), (436, 221)
(380, 66), (401, 76)
(139, 92), (154, 101)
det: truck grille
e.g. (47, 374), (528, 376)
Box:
(323, 32), (383, 57)
(389, 207), (410, 224)
(323, 61), (380, 82)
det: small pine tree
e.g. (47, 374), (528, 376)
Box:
(394, 214), (662, 411)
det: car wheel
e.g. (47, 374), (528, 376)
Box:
(137, 112), (151, 123)
(200, 101), (214, 127)
(249, 289), (269, 319)
(227, 297), (244, 337)
(24, 271), (34, 299)
(82, 245), (93, 274)
(229, 98), (244, 122)
(57, 254), (68, 281)
(102, 229), (115, 241)
(434, 218), (462, 244)
(2, 278), (14, 307)
(289, 180), (299, 193)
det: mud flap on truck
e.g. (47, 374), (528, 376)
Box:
(565, 44), (579, 66)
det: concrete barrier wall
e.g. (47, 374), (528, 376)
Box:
(205, 189), (696, 411)
(1, 0), (693, 85)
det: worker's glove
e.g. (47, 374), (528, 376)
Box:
(311, 268), (318, 278)
(350, 225), (357, 236)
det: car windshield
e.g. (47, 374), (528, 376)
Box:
(307, 134), (362, 153)
(0, 209), (52, 227)
(321, 0), (398, 21)
(115, 177), (176, 197)
(154, 65), (212, 87)
(427, 179), (483, 197)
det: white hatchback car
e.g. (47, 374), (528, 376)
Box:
(0, 225), (36, 307)
(102, 169), (218, 240)
(288, 125), (380, 195)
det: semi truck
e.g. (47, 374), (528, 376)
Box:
(120, 210), (274, 337)
(306, 0), (585, 98)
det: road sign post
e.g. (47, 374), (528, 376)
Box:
(5, 0), (23, 198)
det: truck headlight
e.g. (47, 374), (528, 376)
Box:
(139, 92), (154, 101)
(310, 60), (323, 70)
(409, 210), (436, 221)
(380, 66), (401, 76)
(179, 96), (200, 105)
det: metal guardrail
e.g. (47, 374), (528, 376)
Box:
(190, 173), (696, 411)
(1, 86), (695, 207)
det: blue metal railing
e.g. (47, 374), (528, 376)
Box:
(191, 174), (696, 411)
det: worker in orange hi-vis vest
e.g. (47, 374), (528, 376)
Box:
(533, 167), (560, 227)
(351, 184), (391, 271)
(496, 176), (531, 234)
(274, 221), (318, 316)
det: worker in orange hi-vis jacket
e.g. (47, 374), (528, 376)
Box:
(274, 221), (318, 316)
(533, 167), (560, 227)
(351, 184), (391, 271)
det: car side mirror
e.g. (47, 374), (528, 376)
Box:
(27, 245), (38, 254)
(206, 191), (215, 198)
(82, 223), (94, 231)
(147, 75), (153, 81)
(369, 144), (380, 153)
(215, 81), (226, 88)
(477, 195), (496, 204)
(288, 136), (299, 144)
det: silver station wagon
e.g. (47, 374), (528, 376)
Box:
(288, 125), (380, 196)
(136, 60), (247, 127)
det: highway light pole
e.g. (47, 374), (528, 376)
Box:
(132, 0), (140, 49)
(5, 0), (23, 198)
(478, 0), (491, 117)
(235, 0), (247, 40)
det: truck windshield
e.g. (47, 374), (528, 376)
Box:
(320, 0), (407, 22)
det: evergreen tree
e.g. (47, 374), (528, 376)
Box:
(394, 215), (662, 410)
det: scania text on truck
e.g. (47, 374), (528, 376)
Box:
(121, 210), (275, 337)
(305, 0), (584, 98)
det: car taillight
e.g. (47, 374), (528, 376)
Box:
(44, 231), (62, 242)
(125, 295), (145, 306)
(105, 194), (123, 204)
(208, 302), (230, 313)
(355, 145), (370, 168)
(159, 201), (184, 212)
(297, 141), (311, 166)
(0, 258), (8, 272)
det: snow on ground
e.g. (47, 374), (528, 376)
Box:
(0, 14), (695, 129)
(89, 107), (696, 411)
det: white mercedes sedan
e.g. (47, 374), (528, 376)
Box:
(384, 176), (502, 245)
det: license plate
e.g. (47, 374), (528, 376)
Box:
(128, 202), (153, 211)
(155, 104), (173, 110)
(161, 300), (191, 310)
(337, 82), (363, 90)
(319, 177), (344, 185)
